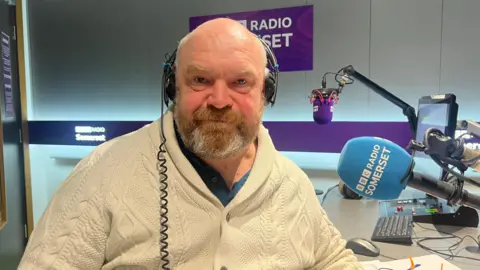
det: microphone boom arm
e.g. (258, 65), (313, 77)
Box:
(343, 65), (418, 137)
(408, 172), (480, 210)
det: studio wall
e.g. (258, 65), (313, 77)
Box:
(22, 0), (480, 224)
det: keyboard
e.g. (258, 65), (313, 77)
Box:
(371, 215), (414, 245)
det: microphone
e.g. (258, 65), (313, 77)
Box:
(310, 70), (352, 125)
(312, 95), (335, 125)
(337, 136), (480, 210)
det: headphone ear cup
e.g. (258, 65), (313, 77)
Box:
(346, 187), (363, 200)
(165, 74), (176, 103)
(338, 181), (363, 200)
(264, 72), (276, 103)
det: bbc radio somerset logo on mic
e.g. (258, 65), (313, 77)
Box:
(75, 126), (106, 142)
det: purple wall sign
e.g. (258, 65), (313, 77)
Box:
(264, 121), (414, 153)
(189, 5), (314, 72)
(1, 31), (13, 119)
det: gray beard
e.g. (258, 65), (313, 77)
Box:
(186, 128), (248, 159)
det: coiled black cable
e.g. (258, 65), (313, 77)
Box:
(157, 53), (171, 270)
(157, 132), (170, 269)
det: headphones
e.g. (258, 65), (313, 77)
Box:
(162, 37), (280, 107)
(338, 181), (363, 200)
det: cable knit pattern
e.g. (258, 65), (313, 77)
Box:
(19, 111), (362, 270)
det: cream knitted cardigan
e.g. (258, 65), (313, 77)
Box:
(19, 111), (361, 269)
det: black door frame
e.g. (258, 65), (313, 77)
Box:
(14, 0), (34, 239)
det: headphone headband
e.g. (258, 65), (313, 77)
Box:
(162, 37), (279, 107)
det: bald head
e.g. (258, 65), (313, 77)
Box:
(175, 18), (267, 69)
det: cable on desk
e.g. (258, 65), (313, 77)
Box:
(379, 253), (398, 261)
(321, 184), (339, 205)
(414, 222), (480, 260)
(413, 222), (480, 262)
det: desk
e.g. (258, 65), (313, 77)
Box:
(312, 177), (480, 270)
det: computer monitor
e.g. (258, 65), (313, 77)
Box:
(413, 94), (458, 182)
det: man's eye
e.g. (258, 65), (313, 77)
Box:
(236, 79), (247, 85)
(193, 77), (207, 84)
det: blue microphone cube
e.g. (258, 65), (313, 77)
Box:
(337, 137), (411, 200)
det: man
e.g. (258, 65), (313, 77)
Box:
(19, 18), (361, 269)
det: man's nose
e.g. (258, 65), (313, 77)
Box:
(208, 81), (232, 109)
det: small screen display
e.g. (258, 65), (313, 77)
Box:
(413, 103), (450, 181)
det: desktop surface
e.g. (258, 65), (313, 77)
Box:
(316, 177), (480, 270)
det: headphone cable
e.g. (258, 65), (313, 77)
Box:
(158, 58), (171, 270)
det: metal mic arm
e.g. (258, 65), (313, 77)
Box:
(343, 65), (418, 137)
(408, 173), (480, 210)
